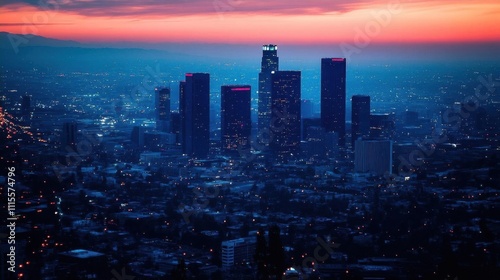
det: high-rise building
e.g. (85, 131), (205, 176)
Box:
(221, 85), (251, 154)
(131, 126), (146, 148)
(321, 58), (346, 146)
(354, 139), (392, 175)
(155, 87), (170, 132)
(258, 44), (279, 133)
(182, 73), (210, 158)
(351, 95), (371, 147)
(62, 121), (77, 149)
(302, 118), (321, 141)
(370, 113), (395, 139)
(270, 71), (301, 161)
(221, 237), (256, 270)
(179, 81), (186, 147)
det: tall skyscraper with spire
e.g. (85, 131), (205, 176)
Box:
(181, 73), (210, 158)
(221, 85), (251, 155)
(258, 44), (279, 133)
(321, 58), (346, 146)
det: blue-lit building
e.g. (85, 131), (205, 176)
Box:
(270, 70), (301, 161)
(181, 73), (210, 158)
(221, 85), (251, 155)
(321, 58), (346, 146)
(155, 87), (171, 132)
(351, 95), (371, 147)
(258, 44), (279, 134)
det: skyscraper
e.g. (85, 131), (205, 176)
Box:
(155, 87), (170, 132)
(351, 95), (371, 147)
(181, 73), (210, 158)
(270, 71), (301, 161)
(258, 44), (279, 133)
(221, 85), (251, 155)
(321, 58), (346, 146)
(179, 81), (186, 147)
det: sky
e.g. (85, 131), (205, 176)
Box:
(0, 0), (499, 45)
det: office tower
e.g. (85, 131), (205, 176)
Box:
(370, 113), (395, 139)
(144, 131), (176, 151)
(221, 237), (256, 270)
(131, 126), (146, 148)
(258, 44), (279, 133)
(221, 85), (251, 154)
(62, 121), (77, 149)
(354, 139), (392, 175)
(155, 87), (171, 132)
(181, 73), (210, 158)
(321, 58), (346, 146)
(179, 81), (186, 147)
(270, 71), (301, 161)
(304, 126), (325, 159)
(351, 95), (371, 147)
(302, 118), (321, 141)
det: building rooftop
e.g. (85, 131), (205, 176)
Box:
(60, 249), (104, 259)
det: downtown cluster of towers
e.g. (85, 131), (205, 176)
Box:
(155, 44), (372, 161)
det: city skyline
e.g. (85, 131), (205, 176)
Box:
(1, 2), (499, 279)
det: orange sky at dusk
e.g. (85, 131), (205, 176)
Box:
(0, 0), (499, 44)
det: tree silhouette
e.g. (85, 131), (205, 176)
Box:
(171, 258), (187, 280)
(268, 225), (286, 279)
(254, 227), (269, 280)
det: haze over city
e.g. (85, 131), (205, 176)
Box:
(1, 0), (499, 280)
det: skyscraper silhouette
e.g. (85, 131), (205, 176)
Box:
(321, 58), (346, 146)
(270, 71), (301, 161)
(221, 85), (251, 155)
(258, 44), (279, 134)
(179, 81), (186, 147)
(181, 73), (210, 158)
(351, 95), (370, 147)
(155, 87), (171, 132)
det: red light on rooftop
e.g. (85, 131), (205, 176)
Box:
(186, 73), (193, 77)
(231, 87), (250, 91)
(332, 58), (345, 62)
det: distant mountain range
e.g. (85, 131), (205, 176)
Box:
(0, 32), (86, 50)
(0, 32), (258, 64)
(1, 32), (499, 64)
